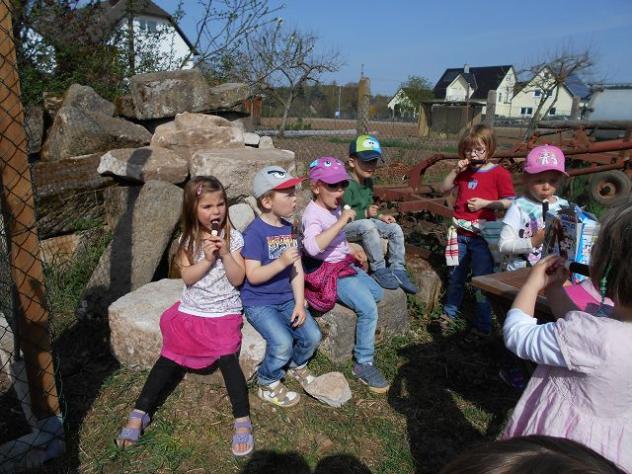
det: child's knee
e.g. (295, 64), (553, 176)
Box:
(268, 337), (293, 360)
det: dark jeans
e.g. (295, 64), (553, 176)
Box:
(135, 354), (249, 418)
(444, 233), (494, 333)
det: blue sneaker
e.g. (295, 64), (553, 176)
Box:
(352, 363), (390, 393)
(392, 269), (417, 294)
(372, 268), (399, 290)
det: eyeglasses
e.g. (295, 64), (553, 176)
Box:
(467, 147), (487, 156)
(324, 181), (349, 190)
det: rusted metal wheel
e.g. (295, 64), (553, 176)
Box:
(589, 170), (631, 206)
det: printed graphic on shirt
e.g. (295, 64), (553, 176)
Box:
(468, 179), (478, 190)
(267, 234), (297, 259)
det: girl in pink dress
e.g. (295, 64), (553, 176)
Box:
(116, 176), (253, 457)
(501, 201), (632, 472)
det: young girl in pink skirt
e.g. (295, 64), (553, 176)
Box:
(502, 200), (632, 472)
(116, 176), (253, 457)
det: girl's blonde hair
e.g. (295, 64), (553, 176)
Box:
(458, 124), (497, 160)
(178, 176), (232, 264)
(590, 197), (632, 307)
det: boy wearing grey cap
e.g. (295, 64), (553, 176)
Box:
(241, 166), (321, 407)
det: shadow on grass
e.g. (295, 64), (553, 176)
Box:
(388, 327), (519, 474)
(242, 450), (371, 474)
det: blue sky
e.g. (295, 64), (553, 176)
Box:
(157, 0), (632, 95)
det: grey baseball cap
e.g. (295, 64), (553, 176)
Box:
(252, 165), (303, 198)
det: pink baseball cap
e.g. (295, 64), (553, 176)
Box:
(524, 145), (568, 176)
(308, 157), (351, 184)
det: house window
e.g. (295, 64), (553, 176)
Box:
(534, 90), (541, 97)
(549, 107), (556, 115)
(498, 93), (502, 102)
(147, 20), (158, 32)
(520, 107), (533, 116)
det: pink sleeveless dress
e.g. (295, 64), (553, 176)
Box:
(502, 311), (632, 472)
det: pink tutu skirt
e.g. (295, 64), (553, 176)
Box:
(159, 302), (243, 369)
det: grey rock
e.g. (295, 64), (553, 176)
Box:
(24, 105), (44, 154)
(127, 69), (212, 120)
(42, 92), (63, 120)
(316, 288), (408, 364)
(244, 132), (261, 147)
(228, 203), (256, 232)
(103, 185), (142, 230)
(97, 146), (188, 183)
(109, 278), (266, 385)
(303, 372), (352, 407)
(150, 112), (244, 162)
(41, 106), (151, 161)
(407, 252), (443, 311)
(190, 147), (295, 200)
(207, 82), (251, 111)
(78, 181), (182, 318)
(62, 84), (115, 116)
(258, 135), (274, 149)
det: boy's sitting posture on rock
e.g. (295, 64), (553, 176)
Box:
(342, 135), (417, 294)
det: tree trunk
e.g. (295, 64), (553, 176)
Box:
(278, 90), (294, 138)
(127, 10), (135, 76)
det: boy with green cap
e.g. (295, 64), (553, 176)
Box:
(343, 135), (417, 293)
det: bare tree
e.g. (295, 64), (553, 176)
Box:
(243, 23), (341, 135)
(519, 47), (595, 138)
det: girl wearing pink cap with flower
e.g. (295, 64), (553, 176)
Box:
(499, 144), (569, 271)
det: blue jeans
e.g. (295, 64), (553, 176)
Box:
(444, 234), (494, 333)
(244, 299), (321, 386)
(344, 218), (406, 271)
(336, 267), (384, 364)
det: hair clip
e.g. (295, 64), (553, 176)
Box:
(196, 184), (203, 196)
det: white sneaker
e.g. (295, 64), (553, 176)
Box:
(287, 365), (316, 389)
(257, 381), (300, 407)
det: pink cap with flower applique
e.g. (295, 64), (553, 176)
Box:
(524, 144), (568, 176)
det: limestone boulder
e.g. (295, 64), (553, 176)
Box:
(109, 278), (266, 385)
(102, 185), (142, 230)
(127, 69), (212, 120)
(207, 82), (251, 111)
(77, 181), (182, 319)
(259, 135), (274, 149)
(315, 288), (409, 364)
(97, 146), (188, 184)
(303, 372), (352, 407)
(190, 148), (296, 200)
(24, 105), (44, 154)
(244, 132), (260, 147)
(150, 113), (244, 162)
(62, 84), (115, 116)
(228, 202), (256, 232)
(405, 247), (443, 311)
(41, 106), (151, 161)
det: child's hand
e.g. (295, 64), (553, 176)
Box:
(202, 239), (218, 263)
(455, 159), (470, 173)
(467, 197), (490, 212)
(528, 255), (568, 292)
(348, 242), (368, 271)
(340, 206), (356, 224)
(367, 204), (379, 218)
(379, 214), (396, 224)
(531, 228), (546, 248)
(279, 247), (300, 268)
(209, 235), (228, 256)
(291, 304), (306, 327)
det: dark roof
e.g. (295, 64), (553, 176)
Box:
(566, 73), (590, 99)
(94, 0), (196, 52)
(433, 65), (513, 100)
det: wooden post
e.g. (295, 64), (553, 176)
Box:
(570, 96), (581, 120)
(417, 103), (430, 137)
(356, 76), (370, 134)
(0, 2), (60, 419)
(485, 90), (497, 128)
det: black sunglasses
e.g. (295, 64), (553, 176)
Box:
(324, 181), (349, 190)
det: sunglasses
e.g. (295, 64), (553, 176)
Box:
(323, 181), (349, 190)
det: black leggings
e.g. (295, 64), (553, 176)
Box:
(135, 353), (250, 418)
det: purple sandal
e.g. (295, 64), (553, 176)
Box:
(232, 418), (254, 457)
(116, 410), (151, 448)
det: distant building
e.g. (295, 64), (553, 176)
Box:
(387, 88), (417, 119)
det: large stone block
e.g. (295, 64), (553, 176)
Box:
(127, 69), (211, 120)
(41, 106), (151, 161)
(24, 105), (44, 155)
(109, 279), (266, 385)
(78, 181), (182, 318)
(97, 146), (188, 184)
(61, 84), (115, 116)
(190, 148), (295, 200)
(315, 288), (408, 364)
(150, 113), (244, 162)
(207, 82), (251, 111)
(405, 246), (443, 311)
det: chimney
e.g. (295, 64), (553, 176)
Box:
(464, 64), (470, 74)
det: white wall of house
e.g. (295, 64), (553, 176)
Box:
(508, 69), (574, 119)
(494, 68), (516, 117)
(387, 89), (411, 110)
(445, 75), (473, 101)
